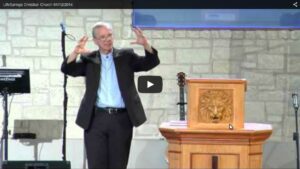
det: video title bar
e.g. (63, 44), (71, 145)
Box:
(0, 0), (298, 9)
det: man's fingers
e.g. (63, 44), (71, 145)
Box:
(78, 36), (88, 44)
(81, 36), (88, 44)
(79, 36), (86, 42)
(82, 38), (88, 46)
(73, 36), (89, 55)
(136, 27), (143, 34)
(132, 28), (141, 36)
(134, 27), (143, 36)
(132, 28), (138, 34)
(78, 36), (88, 47)
(83, 36), (88, 42)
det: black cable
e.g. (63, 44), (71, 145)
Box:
(66, 34), (75, 41)
(60, 22), (71, 161)
(60, 22), (76, 162)
(59, 22), (76, 162)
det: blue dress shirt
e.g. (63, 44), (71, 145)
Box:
(95, 51), (125, 108)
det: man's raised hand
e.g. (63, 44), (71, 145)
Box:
(67, 36), (91, 63)
(74, 36), (91, 55)
(130, 27), (153, 53)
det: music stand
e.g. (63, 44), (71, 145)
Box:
(0, 68), (30, 161)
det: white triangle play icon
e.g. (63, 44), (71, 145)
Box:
(147, 81), (154, 88)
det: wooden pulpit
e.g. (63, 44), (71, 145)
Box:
(159, 78), (272, 169)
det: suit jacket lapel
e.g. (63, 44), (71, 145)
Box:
(81, 51), (100, 64)
(93, 51), (101, 87)
(113, 48), (121, 66)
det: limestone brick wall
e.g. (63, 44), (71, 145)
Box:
(1, 9), (299, 142)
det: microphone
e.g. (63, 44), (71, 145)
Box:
(60, 22), (66, 32)
(292, 93), (299, 109)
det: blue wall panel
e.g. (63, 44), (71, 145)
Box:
(132, 9), (300, 29)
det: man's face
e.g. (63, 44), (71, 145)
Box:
(93, 26), (113, 53)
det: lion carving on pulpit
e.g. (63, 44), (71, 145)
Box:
(198, 90), (233, 123)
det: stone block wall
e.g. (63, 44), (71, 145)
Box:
(0, 9), (299, 142)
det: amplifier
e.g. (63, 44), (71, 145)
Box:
(2, 160), (71, 169)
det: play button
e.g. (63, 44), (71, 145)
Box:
(147, 81), (154, 88)
(138, 76), (163, 93)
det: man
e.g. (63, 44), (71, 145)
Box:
(61, 22), (160, 169)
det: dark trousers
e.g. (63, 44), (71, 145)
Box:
(84, 109), (133, 169)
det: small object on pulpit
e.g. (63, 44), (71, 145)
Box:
(229, 124), (234, 130)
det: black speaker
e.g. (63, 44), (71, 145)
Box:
(2, 160), (71, 169)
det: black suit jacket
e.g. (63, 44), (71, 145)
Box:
(61, 47), (160, 130)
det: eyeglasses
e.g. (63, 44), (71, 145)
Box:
(95, 34), (113, 42)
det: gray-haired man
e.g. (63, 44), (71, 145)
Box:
(61, 22), (160, 168)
